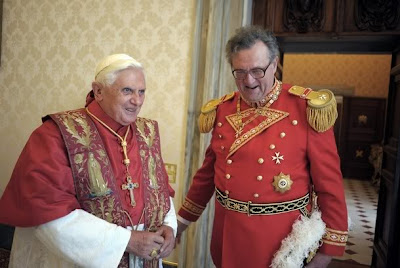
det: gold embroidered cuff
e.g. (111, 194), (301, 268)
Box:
(181, 198), (205, 216)
(322, 227), (348, 247)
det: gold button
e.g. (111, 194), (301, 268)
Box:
(227, 159), (232, 164)
(218, 134), (223, 139)
(280, 132), (286, 138)
(258, 158), (264, 164)
(254, 193), (259, 198)
(292, 120), (298, 125)
(225, 190), (229, 195)
(217, 122), (222, 127)
(269, 144), (275, 150)
(221, 146), (225, 150)
(257, 175), (263, 181)
(226, 174), (231, 179)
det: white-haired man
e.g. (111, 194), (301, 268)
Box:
(0, 54), (177, 268)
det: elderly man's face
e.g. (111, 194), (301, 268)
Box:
(95, 68), (146, 125)
(231, 41), (277, 103)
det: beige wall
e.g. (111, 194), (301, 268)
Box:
(0, 0), (195, 262)
(282, 54), (392, 98)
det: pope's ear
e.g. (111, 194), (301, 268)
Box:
(92, 82), (103, 101)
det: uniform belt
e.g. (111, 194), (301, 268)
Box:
(215, 187), (310, 216)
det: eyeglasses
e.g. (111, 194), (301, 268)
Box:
(232, 60), (273, 80)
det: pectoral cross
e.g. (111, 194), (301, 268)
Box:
(122, 176), (139, 207)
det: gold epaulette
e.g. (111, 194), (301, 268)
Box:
(288, 86), (338, 132)
(198, 92), (235, 133)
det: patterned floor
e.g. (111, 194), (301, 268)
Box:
(333, 178), (379, 266)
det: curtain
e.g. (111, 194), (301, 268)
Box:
(178, 1), (252, 267)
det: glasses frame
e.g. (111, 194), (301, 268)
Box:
(232, 60), (273, 80)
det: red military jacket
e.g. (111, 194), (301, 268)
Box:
(178, 82), (348, 268)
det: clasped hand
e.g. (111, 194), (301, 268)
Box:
(126, 225), (175, 260)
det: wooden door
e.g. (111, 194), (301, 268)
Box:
(372, 51), (400, 267)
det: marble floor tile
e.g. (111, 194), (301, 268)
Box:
(333, 178), (378, 266)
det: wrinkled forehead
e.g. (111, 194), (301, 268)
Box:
(111, 67), (146, 88)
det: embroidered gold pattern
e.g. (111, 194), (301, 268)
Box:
(216, 187), (309, 215)
(59, 111), (92, 147)
(227, 109), (289, 158)
(135, 118), (169, 232)
(182, 197), (205, 216)
(136, 119), (155, 147)
(52, 110), (128, 227)
(322, 227), (348, 246)
(84, 196), (116, 223)
(87, 152), (111, 197)
(227, 80), (282, 138)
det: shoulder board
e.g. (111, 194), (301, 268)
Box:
(221, 91), (235, 102)
(289, 86), (338, 132)
(200, 92), (235, 114)
(198, 92), (235, 133)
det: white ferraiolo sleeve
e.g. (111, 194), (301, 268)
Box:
(35, 209), (131, 268)
(163, 197), (177, 237)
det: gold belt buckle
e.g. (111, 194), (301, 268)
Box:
(247, 201), (252, 216)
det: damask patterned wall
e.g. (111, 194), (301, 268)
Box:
(282, 54), (392, 97)
(0, 0), (195, 215)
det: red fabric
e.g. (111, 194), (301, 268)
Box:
(178, 84), (348, 267)
(0, 101), (174, 227)
(85, 90), (95, 107)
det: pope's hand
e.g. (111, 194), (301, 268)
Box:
(157, 225), (175, 258)
(126, 230), (164, 260)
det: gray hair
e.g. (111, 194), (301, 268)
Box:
(225, 25), (280, 65)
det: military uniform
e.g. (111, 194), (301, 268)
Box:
(178, 80), (348, 268)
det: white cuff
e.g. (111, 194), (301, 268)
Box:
(177, 215), (191, 226)
(163, 197), (178, 237)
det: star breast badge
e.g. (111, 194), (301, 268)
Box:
(272, 172), (293, 193)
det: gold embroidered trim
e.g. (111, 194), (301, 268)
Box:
(227, 108), (289, 158)
(216, 187), (309, 216)
(182, 197), (205, 216)
(322, 227), (348, 247)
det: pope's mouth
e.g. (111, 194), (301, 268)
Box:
(125, 108), (137, 113)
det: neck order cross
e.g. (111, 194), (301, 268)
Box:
(86, 107), (139, 207)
